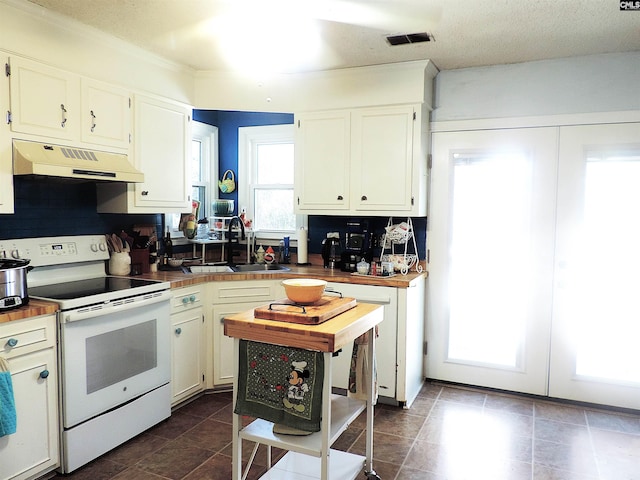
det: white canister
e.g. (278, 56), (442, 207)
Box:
(109, 252), (131, 276)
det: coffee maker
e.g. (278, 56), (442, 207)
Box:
(341, 220), (374, 272)
(321, 232), (342, 269)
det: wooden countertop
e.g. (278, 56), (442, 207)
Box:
(138, 263), (427, 290)
(224, 303), (383, 352)
(0, 299), (59, 323)
(0, 261), (425, 324)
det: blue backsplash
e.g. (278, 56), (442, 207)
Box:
(0, 177), (161, 240)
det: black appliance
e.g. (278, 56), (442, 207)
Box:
(341, 220), (374, 272)
(321, 234), (342, 269)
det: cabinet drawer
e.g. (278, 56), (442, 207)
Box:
(171, 287), (204, 313)
(0, 314), (56, 359)
(210, 280), (283, 304)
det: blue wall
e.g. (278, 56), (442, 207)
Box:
(193, 110), (294, 216)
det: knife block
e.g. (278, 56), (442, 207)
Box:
(130, 248), (150, 274)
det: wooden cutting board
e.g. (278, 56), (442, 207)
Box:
(253, 296), (357, 324)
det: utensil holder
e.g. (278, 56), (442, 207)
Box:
(109, 252), (131, 276)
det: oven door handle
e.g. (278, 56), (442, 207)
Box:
(59, 290), (172, 323)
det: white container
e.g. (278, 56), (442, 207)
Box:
(109, 252), (131, 275)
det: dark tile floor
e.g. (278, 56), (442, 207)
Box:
(52, 381), (640, 480)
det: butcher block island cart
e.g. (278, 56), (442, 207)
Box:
(224, 301), (383, 480)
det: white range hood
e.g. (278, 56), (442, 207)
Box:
(13, 140), (144, 183)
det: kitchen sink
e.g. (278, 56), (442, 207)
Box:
(188, 264), (235, 273)
(230, 264), (291, 273)
(188, 263), (290, 274)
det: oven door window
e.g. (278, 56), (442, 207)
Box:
(86, 320), (157, 394)
(60, 300), (170, 428)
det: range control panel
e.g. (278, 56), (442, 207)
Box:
(0, 235), (109, 267)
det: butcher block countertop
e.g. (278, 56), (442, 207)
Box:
(139, 263), (427, 290)
(0, 260), (425, 323)
(0, 299), (59, 324)
(224, 303), (383, 353)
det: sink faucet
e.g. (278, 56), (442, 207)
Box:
(227, 216), (246, 267)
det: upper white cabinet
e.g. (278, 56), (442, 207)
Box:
(80, 79), (131, 149)
(6, 56), (131, 151)
(96, 94), (192, 213)
(294, 110), (351, 211)
(295, 104), (429, 216)
(0, 57), (13, 214)
(7, 56), (79, 141)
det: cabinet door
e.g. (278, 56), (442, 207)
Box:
(351, 105), (415, 212)
(81, 79), (131, 150)
(0, 349), (59, 480)
(8, 56), (79, 140)
(0, 58), (13, 214)
(294, 110), (350, 211)
(133, 94), (191, 209)
(212, 301), (268, 386)
(327, 283), (398, 401)
(171, 307), (205, 405)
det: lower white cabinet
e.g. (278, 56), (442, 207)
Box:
(209, 280), (285, 388)
(328, 276), (426, 408)
(170, 287), (205, 405)
(0, 314), (59, 480)
(207, 277), (426, 408)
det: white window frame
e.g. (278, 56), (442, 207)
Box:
(192, 121), (218, 218)
(167, 121), (218, 245)
(238, 124), (305, 243)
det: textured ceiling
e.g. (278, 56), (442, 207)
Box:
(25, 0), (640, 73)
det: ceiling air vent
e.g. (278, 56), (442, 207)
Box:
(386, 32), (432, 46)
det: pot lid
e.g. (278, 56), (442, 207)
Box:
(0, 258), (31, 270)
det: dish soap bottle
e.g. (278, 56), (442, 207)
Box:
(255, 245), (265, 264)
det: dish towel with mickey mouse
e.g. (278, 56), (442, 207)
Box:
(0, 356), (17, 437)
(234, 340), (324, 432)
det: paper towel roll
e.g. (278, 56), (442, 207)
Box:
(297, 227), (308, 264)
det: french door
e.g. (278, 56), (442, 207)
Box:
(427, 123), (640, 409)
(427, 127), (558, 395)
(549, 123), (640, 409)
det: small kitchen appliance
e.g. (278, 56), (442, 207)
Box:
(0, 257), (32, 310)
(340, 220), (374, 272)
(321, 233), (342, 269)
(5, 235), (171, 473)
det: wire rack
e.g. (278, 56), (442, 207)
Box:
(379, 217), (423, 275)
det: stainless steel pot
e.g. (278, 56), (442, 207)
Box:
(0, 258), (31, 310)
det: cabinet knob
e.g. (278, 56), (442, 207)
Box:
(182, 297), (189, 305)
(361, 195), (368, 201)
(189, 294), (196, 303)
(7, 338), (18, 347)
(39, 369), (49, 379)
(175, 327), (182, 335)
(337, 195), (343, 201)
(141, 191), (149, 196)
